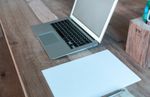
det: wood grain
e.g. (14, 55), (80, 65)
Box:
(0, 21), (25, 97)
(147, 44), (150, 68)
(107, 0), (145, 42)
(0, 0), (150, 97)
(126, 18), (150, 68)
(25, 0), (58, 23)
(42, 0), (74, 18)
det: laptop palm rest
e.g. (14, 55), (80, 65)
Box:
(39, 33), (59, 45)
(37, 31), (72, 59)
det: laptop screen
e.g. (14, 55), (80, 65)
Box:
(71, 0), (118, 42)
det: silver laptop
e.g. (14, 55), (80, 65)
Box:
(32, 0), (118, 59)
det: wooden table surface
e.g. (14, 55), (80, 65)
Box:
(0, 22), (25, 97)
(0, 0), (150, 97)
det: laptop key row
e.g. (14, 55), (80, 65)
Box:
(51, 19), (92, 49)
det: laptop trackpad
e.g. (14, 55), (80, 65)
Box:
(39, 33), (59, 46)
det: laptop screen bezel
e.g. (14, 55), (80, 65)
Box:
(70, 0), (118, 43)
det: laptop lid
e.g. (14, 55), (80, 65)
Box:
(70, 0), (118, 43)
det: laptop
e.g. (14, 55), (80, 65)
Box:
(32, 0), (118, 59)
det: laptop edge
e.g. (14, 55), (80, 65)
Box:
(32, 0), (118, 59)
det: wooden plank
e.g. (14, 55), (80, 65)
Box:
(106, 0), (145, 42)
(0, 20), (25, 97)
(26, 0), (58, 23)
(126, 18), (150, 68)
(0, 0), (56, 97)
(42, 0), (74, 17)
(146, 44), (150, 68)
(0, 26), (2, 38)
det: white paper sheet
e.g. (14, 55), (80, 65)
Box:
(42, 50), (141, 97)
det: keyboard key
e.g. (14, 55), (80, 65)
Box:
(51, 19), (92, 49)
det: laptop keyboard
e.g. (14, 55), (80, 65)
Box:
(51, 19), (92, 49)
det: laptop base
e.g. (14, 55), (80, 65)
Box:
(32, 18), (98, 59)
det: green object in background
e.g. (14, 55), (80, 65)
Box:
(147, 0), (150, 6)
(143, 0), (150, 23)
(143, 13), (148, 22)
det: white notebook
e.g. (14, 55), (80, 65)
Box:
(42, 50), (141, 97)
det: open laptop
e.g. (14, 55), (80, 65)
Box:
(32, 0), (118, 59)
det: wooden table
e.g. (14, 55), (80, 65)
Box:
(0, 0), (150, 97)
(0, 21), (25, 97)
